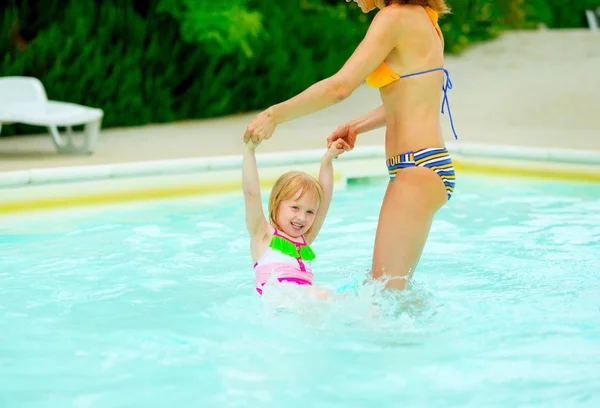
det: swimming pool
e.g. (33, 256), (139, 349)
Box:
(1, 174), (599, 407)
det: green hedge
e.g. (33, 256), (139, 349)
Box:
(521, 0), (600, 28)
(1, 0), (598, 136)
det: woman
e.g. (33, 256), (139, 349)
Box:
(243, 0), (458, 290)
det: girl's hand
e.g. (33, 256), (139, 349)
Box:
(246, 140), (260, 150)
(243, 108), (277, 145)
(324, 139), (351, 161)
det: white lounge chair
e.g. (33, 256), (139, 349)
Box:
(0, 76), (104, 154)
(586, 8), (600, 31)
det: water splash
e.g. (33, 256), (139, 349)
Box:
(255, 271), (440, 338)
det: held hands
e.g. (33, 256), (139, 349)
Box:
(324, 139), (351, 161)
(243, 107), (277, 145)
(327, 122), (358, 151)
(246, 140), (260, 150)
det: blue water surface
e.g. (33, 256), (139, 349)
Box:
(1, 174), (599, 407)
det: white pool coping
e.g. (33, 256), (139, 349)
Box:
(2, 141), (600, 214)
(1, 141), (600, 189)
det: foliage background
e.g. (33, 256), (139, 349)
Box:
(1, 0), (599, 135)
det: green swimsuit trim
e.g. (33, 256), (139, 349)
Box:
(270, 234), (316, 261)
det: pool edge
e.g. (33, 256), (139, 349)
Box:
(2, 143), (600, 214)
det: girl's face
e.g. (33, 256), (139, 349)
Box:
(275, 189), (318, 239)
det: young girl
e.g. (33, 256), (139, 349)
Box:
(243, 139), (349, 295)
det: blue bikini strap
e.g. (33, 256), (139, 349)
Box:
(400, 67), (459, 140)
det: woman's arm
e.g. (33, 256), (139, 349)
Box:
(327, 104), (387, 149)
(349, 104), (387, 135)
(244, 7), (405, 145)
(270, 9), (403, 125)
(242, 142), (269, 238)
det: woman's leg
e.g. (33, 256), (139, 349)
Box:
(371, 166), (448, 290)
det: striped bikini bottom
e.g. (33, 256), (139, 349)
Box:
(386, 147), (456, 200)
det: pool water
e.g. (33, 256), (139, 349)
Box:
(1, 174), (599, 407)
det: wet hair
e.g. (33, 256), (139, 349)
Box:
(385, 0), (451, 15)
(268, 171), (324, 234)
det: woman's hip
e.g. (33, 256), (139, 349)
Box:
(386, 147), (456, 201)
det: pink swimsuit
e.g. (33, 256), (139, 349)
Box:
(253, 228), (315, 295)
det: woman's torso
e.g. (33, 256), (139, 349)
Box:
(377, 5), (447, 156)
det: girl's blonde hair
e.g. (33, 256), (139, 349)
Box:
(385, 0), (451, 15)
(268, 171), (324, 234)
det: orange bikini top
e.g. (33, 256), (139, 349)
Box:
(365, 6), (443, 89)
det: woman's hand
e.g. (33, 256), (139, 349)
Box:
(243, 108), (277, 145)
(327, 122), (358, 150)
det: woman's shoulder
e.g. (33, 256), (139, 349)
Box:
(374, 4), (433, 35)
(377, 2), (418, 17)
(371, 3), (415, 30)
